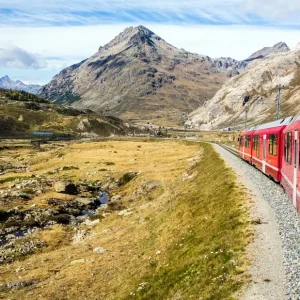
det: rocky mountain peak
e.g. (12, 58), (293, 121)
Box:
(248, 41), (290, 60)
(0, 75), (41, 94)
(99, 25), (160, 52)
(273, 42), (289, 50)
(1, 75), (12, 83)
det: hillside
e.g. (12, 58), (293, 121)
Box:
(0, 89), (146, 137)
(40, 26), (251, 125)
(0, 140), (250, 299)
(0, 76), (41, 95)
(186, 43), (300, 130)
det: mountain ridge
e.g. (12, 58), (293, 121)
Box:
(40, 25), (291, 125)
(0, 75), (41, 95)
(40, 25), (247, 124)
(185, 44), (300, 130)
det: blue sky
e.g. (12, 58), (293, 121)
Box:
(0, 0), (300, 85)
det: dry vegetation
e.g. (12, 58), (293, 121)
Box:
(0, 140), (250, 299)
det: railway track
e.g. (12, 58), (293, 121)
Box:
(216, 143), (239, 157)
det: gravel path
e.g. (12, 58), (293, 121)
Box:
(213, 144), (300, 300)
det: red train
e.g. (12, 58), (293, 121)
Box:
(238, 116), (300, 213)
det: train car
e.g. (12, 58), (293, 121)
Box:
(251, 117), (294, 182)
(238, 128), (256, 163)
(281, 116), (300, 212)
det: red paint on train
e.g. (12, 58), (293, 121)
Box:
(238, 116), (300, 213)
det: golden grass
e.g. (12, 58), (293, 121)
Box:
(0, 141), (250, 300)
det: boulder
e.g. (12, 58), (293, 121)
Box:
(75, 197), (95, 206)
(11, 192), (31, 200)
(93, 247), (107, 254)
(54, 181), (78, 195)
(111, 195), (121, 202)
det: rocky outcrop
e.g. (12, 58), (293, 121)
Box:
(247, 42), (290, 61)
(186, 44), (300, 130)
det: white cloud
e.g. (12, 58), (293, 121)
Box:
(0, 45), (47, 69)
(2, 0), (299, 26)
(244, 0), (300, 22)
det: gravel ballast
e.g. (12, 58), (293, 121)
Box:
(213, 144), (300, 300)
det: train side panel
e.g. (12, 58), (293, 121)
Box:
(252, 126), (284, 182)
(281, 120), (300, 213)
(238, 131), (254, 163)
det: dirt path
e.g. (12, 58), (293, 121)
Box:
(213, 144), (287, 300)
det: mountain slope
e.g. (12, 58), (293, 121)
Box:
(0, 88), (147, 137)
(185, 43), (300, 130)
(40, 26), (246, 125)
(0, 76), (41, 94)
(247, 42), (290, 60)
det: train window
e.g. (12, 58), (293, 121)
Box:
(268, 134), (278, 156)
(245, 136), (251, 148)
(253, 135), (259, 157)
(239, 136), (244, 147)
(284, 132), (292, 164)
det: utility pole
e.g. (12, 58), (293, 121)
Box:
(277, 84), (282, 120)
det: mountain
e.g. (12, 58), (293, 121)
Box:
(0, 75), (41, 94)
(185, 43), (300, 130)
(247, 42), (290, 61)
(40, 25), (248, 125)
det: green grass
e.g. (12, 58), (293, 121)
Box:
(0, 176), (29, 184)
(123, 143), (250, 300)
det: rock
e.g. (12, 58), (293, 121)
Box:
(70, 259), (86, 265)
(93, 247), (107, 254)
(96, 204), (108, 211)
(118, 209), (134, 216)
(54, 181), (78, 195)
(72, 230), (88, 244)
(84, 219), (100, 227)
(4, 280), (36, 290)
(54, 181), (67, 193)
(111, 195), (121, 202)
(11, 192), (31, 200)
(118, 172), (138, 186)
(75, 197), (95, 206)
(135, 180), (161, 197)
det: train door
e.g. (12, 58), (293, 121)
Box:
(242, 136), (245, 159)
(293, 131), (299, 207)
(262, 134), (267, 173)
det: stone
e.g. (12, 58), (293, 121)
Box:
(54, 181), (66, 193)
(54, 181), (78, 195)
(70, 259), (86, 265)
(12, 192), (31, 200)
(118, 209), (134, 216)
(93, 247), (107, 254)
(75, 197), (95, 206)
(84, 219), (100, 227)
(111, 195), (121, 202)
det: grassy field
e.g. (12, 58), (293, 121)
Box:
(0, 140), (250, 299)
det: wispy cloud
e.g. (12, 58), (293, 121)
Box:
(0, 45), (47, 69)
(244, 0), (300, 23)
(1, 0), (297, 27)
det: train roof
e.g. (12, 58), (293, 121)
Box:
(253, 116), (294, 131)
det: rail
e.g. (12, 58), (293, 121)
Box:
(216, 143), (239, 157)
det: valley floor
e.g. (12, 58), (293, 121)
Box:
(0, 139), (250, 299)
